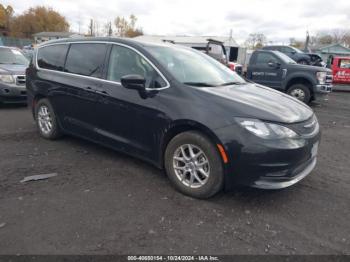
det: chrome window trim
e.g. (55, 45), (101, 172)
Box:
(35, 41), (170, 91)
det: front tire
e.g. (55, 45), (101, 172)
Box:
(287, 84), (311, 103)
(35, 98), (62, 140)
(164, 131), (224, 199)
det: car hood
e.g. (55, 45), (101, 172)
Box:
(288, 63), (332, 73)
(200, 83), (313, 124)
(0, 64), (27, 75)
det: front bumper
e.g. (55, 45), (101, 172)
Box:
(0, 82), (27, 104)
(214, 121), (320, 190)
(252, 157), (316, 189)
(315, 84), (332, 94)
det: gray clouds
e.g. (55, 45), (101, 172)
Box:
(2, 0), (349, 44)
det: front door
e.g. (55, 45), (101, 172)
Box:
(333, 58), (350, 84)
(248, 52), (283, 89)
(93, 44), (170, 160)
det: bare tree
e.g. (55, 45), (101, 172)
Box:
(244, 33), (267, 49)
(289, 37), (304, 49)
(311, 29), (350, 47)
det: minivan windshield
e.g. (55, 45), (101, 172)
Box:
(275, 51), (297, 64)
(145, 45), (246, 87)
(0, 48), (29, 65)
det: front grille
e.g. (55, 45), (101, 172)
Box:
(288, 114), (319, 137)
(16, 75), (26, 86)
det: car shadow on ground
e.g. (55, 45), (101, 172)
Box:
(61, 132), (302, 209)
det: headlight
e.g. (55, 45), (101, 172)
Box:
(0, 74), (15, 84)
(236, 118), (298, 139)
(316, 72), (327, 85)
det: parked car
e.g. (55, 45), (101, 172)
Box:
(262, 45), (311, 65)
(0, 46), (29, 105)
(307, 53), (326, 67)
(246, 50), (332, 103)
(331, 56), (350, 84)
(228, 61), (243, 75)
(27, 38), (320, 198)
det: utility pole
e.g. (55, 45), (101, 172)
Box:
(89, 19), (94, 36)
(108, 22), (112, 36)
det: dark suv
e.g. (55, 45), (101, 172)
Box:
(262, 45), (311, 65)
(26, 38), (320, 198)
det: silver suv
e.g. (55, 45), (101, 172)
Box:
(0, 46), (29, 104)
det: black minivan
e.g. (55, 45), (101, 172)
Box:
(26, 37), (320, 198)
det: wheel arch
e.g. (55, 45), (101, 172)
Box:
(286, 76), (314, 95)
(31, 94), (47, 119)
(159, 120), (224, 168)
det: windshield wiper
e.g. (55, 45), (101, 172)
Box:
(183, 82), (218, 87)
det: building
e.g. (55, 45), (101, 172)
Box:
(134, 35), (247, 64)
(312, 43), (350, 63)
(33, 32), (82, 44)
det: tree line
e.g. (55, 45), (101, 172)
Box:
(245, 30), (350, 50)
(0, 4), (143, 39)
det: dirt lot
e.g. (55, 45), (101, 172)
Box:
(0, 92), (349, 255)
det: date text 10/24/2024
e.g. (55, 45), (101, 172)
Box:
(127, 256), (220, 261)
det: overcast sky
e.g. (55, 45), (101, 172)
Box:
(3, 0), (350, 44)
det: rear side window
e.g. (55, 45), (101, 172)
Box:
(37, 45), (69, 71)
(64, 43), (107, 78)
(255, 53), (277, 65)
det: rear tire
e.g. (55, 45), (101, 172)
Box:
(35, 98), (62, 140)
(287, 84), (311, 103)
(164, 131), (224, 199)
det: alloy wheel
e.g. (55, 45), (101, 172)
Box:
(173, 144), (210, 188)
(37, 105), (53, 135)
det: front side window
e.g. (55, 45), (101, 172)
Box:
(0, 48), (29, 66)
(339, 59), (350, 69)
(145, 45), (245, 86)
(64, 43), (107, 78)
(107, 45), (166, 88)
(255, 53), (277, 64)
(37, 45), (68, 71)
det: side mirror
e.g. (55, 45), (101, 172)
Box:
(121, 75), (146, 91)
(291, 51), (296, 55)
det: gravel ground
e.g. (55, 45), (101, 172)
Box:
(0, 92), (349, 255)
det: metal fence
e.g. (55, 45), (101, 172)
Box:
(0, 36), (32, 48)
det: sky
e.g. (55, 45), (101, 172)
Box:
(3, 0), (350, 44)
